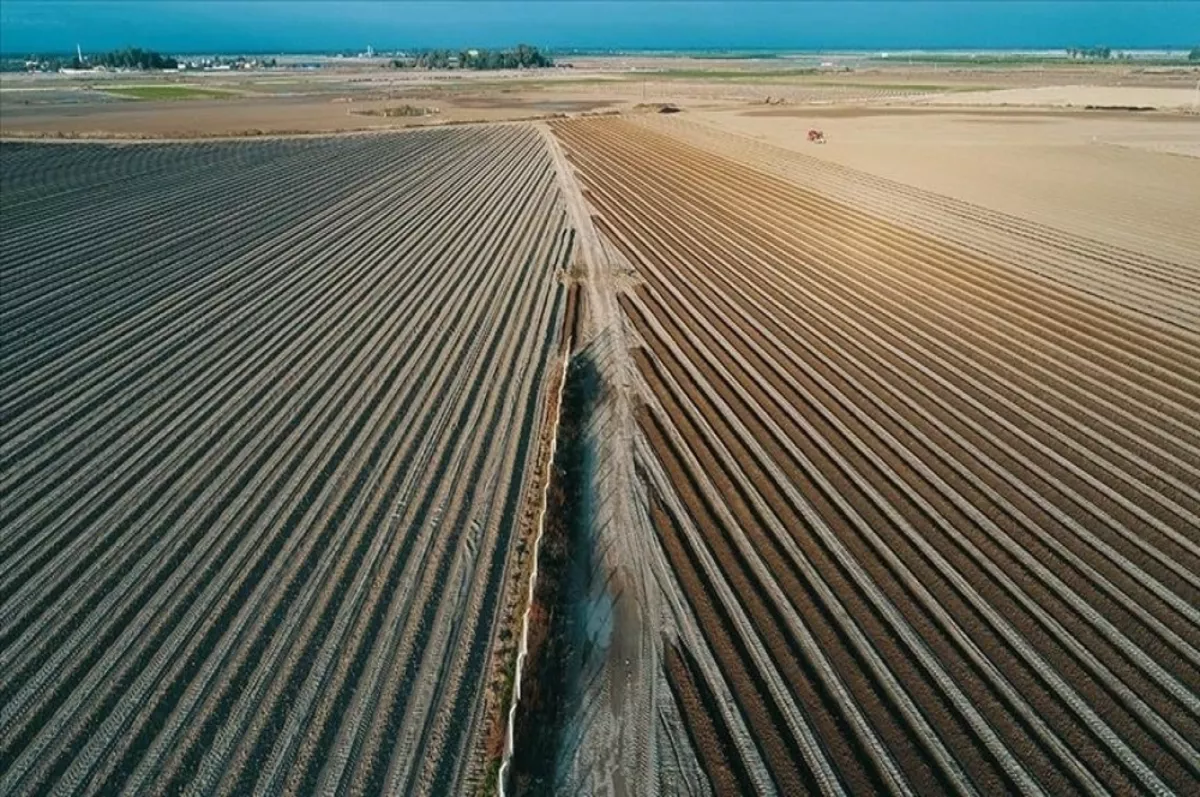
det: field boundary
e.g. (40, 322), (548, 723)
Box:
(497, 345), (572, 796)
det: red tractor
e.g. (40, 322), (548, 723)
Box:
(807, 128), (826, 144)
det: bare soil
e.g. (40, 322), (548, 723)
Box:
(671, 105), (1200, 264)
(550, 115), (1200, 795)
(5, 57), (1197, 796)
(0, 127), (574, 797)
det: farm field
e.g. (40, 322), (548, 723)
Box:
(551, 116), (1200, 794)
(665, 108), (1200, 261)
(3, 55), (1199, 795)
(0, 126), (572, 795)
(6, 57), (1197, 141)
(101, 85), (242, 101)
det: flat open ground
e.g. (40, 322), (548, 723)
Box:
(4, 57), (1197, 138)
(2, 57), (1198, 796)
(676, 105), (1200, 264)
(0, 68), (626, 137)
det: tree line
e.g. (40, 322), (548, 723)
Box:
(74, 47), (178, 70)
(389, 44), (553, 70)
(6, 47), (179, 72)
(1066, 47), (1200, 62)
(1065, 47), (1140, 61)
(1067, 47), (1119, 60)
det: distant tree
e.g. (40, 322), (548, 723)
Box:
(79, 46), (178, 70)
(416, 49), (451, 69)
(1189, 47), (1200, 61)
(459, 44), (552, 70)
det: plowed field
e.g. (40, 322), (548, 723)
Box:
(0, 126), (571, 795)
(552, 117), (1200, 795)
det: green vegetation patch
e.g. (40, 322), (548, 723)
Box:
(436, 77), (614, 93)
(649, 67), (820, 81)
(352, 104), (437, 118)
(389, 43), (552, 70)
(809, 81), (994, 92)
(103, 85), (238, 101)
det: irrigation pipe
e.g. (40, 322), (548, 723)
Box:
(498, 342), (572, 796)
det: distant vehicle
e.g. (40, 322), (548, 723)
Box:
(807, 128), (826, 144)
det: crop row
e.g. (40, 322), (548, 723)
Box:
(635, 115), (1200, 332)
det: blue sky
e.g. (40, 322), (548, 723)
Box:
(1, 1), (1197, 54)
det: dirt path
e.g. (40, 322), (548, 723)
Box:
(537, 124), (708, 796)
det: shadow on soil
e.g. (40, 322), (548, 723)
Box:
(509, 352), (604, 796)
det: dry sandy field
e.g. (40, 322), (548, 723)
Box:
(3, 57), (1196, 139)
(1, 58), (1198, 796)
(0, 68), (624, 138)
